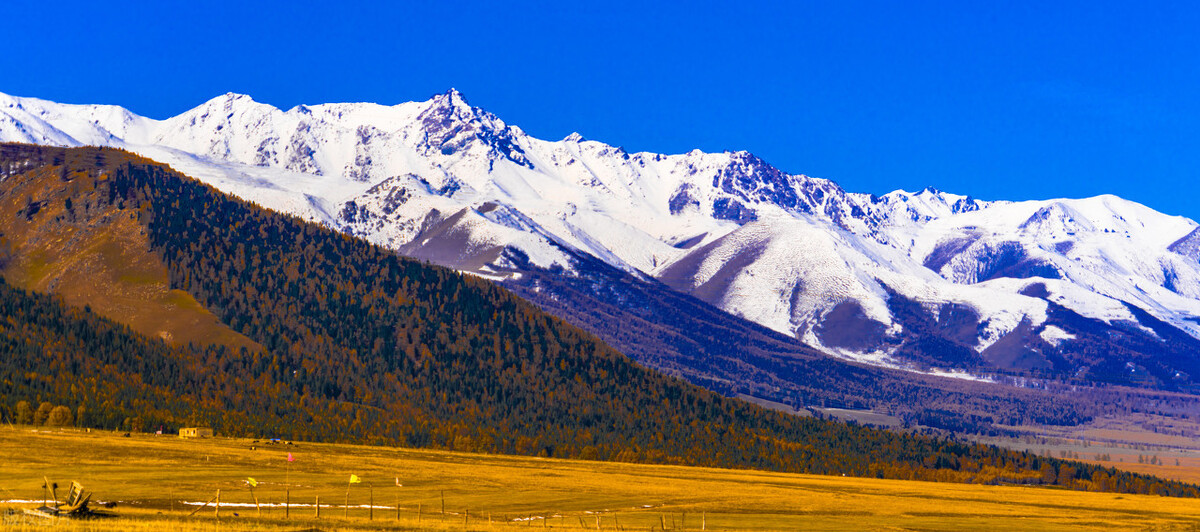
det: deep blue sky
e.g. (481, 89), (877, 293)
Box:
(7, 1), (1200, 220)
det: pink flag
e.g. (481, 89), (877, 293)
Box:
(287, 452), (294, 462)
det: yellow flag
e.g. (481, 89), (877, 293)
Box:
(247, 477), (258, 487)
(349, 474), (362, 484)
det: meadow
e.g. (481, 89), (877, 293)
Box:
(976, 412), (1200, 485)
(2, 426), (1199, 531)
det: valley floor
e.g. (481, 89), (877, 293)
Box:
(975, 413), (1200, 485)
(1, 426), (1199, 531)
(804, 405), (1200, 485)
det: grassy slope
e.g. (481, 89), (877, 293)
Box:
(1, 426), (1199, 531)
(0, 161), (260, 353)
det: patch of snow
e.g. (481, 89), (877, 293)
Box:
(1039, 325), (1076, 347)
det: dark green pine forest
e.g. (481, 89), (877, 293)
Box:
(0, 144), (1195, 497)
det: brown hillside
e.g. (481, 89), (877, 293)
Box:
(0, 146), (260, 353)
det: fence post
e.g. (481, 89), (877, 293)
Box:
(186, 494), (217, 517)
(249, 485), (260, 517)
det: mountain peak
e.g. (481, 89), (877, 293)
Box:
(210, 92), (257, 104)
(420, 88), (483, 125)
(414, 88), (532, 168)
(429, 88), (471, 109)
(188, 92), (271, 117)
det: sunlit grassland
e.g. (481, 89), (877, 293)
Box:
(1, 426), (1198, 531)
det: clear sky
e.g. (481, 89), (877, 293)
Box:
(6, 1), (1199, 220)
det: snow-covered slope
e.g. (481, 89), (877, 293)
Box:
(4, 89), (1200, 382)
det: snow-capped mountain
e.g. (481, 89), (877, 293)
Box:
(4, 89), (1199, 387)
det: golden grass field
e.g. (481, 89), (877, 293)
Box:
(1, 426), (1199, 531)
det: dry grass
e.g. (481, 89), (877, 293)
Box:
(1, 426), (1199, 531)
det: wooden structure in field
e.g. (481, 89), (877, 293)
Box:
(179, 427), (214, 438)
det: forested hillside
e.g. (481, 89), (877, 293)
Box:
(0, 143), (1195, 497)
